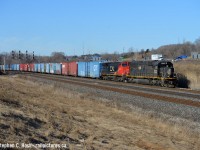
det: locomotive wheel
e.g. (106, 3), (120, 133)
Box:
(160, 79), (165, 87)
(160, 82), (164, 87)
(114, 77), (119, 82)
(165, 83), (169, 87)
(124, 79), (128, 83)
(172, 83), (177, 88)
(149, 79), (154, 85)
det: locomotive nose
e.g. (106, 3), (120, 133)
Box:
(167, 68), (171, 76)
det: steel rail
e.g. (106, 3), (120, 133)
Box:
(21, 72), (200, 99)
(24, 73), (200, 108)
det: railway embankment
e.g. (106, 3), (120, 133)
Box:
(174, 60), (200, 90)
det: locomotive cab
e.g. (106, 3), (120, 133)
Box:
(157, 61), (175, 78)
(156, 61), (177, 87)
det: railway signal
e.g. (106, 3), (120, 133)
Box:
(19, 50), (21, 59)
(12, 51), (15, 59)
(33, 51), (35, 60)
(26, 50), (28, 59)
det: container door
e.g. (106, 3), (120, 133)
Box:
(86, 62), (89, 77)
(44, 64), (46, 73)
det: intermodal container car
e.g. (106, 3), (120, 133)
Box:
(40, 63), (45, 73)
(11, 64), (14, 70)
(69, 61), (78, 76)
(45, 63), (50, 73)
(37, 64), (41, 72)
(5, 64), (11, 70)
(34, 64), (38, 72)
(14, 64), (20, 71)
(11, 64), (19, 71)
(78, 62), (89, 77)
(89, 61), (102, 78)
(29, 64), (34, 72)
(11, 64), (15, 70)
(20, 64), (28, 71)
(49, 63), (54, 74)
(62, 62), (69, 75)
(0, 65), (3, 71)
(54, 63), (62, 74)
(50, 63), (61, 74)
(0, 65), (5, 71)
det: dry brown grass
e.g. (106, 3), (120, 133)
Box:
(0, 75), (200, 149)
(174, 60), (200, 90)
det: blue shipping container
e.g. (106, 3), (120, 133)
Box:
(5, 64), (10, 70)
(40, 63), (45, 73)
(53, 63), (62, 74)
(49, 63), (54, 74)
(0, 65), (3, 71)
(11, 64), (15, 70)
(34, 64), (38, 72)
(11, 64), (18, 70)
(37, 64), (41, 72)
(17, 64), (20, 71)
(89, 62), (102, 78)
(45, 63), (50, 73)
(78, 62), (90, 77)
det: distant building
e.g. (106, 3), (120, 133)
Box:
(191, 52), (199, 59)
(80, 54), (102, 61)
(91, 54), (101, 61)
(151, 54), (163, 60)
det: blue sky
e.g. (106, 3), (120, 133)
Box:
(0, 0), (200, 56)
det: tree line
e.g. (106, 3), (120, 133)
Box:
(1, 37), (200, 64)
(152, 37), (200, 59)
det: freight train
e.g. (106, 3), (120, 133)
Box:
(0, 60), (177, 87)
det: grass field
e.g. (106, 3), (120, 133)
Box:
(0, 76), (200, 149)
(174, 60), (200, 90)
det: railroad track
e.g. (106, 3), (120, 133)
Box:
(20, 72), (200, 108)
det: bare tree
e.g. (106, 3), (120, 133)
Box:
(50, 52), (66, 62)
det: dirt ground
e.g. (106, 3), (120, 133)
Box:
(0, 75), (200, 150)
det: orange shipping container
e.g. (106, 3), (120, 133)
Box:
(68, 61), (78, 76)
(62, 62), (69, 75)
(20, 64), (28, 71)
(28, 64), (34, 72)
